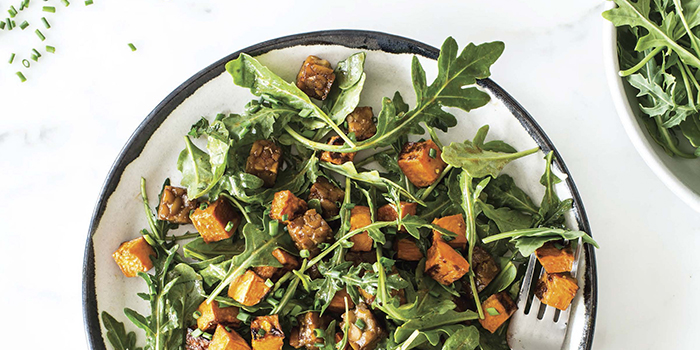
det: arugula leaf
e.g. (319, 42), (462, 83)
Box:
(101, 312), (142, 350)
(482, 174), (539, 216)
(442, 326), (480, 350)
(183, 237), (245, 261)
(482, 227), (599, 257)
(324, 52), (367, 124)
(479, 258), (518, 297)
(177, 133), (229, 199)
(442, 125), (539, 178)
(479, 202), (534, 232)
(538, 152), (565, 225)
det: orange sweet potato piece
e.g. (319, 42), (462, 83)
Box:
(228, 270), (271, 306)
(432, 214), (467, 250)
(394, 238), (423, 261)
(346, 107), (376, 141)
(196, 300), (240, 332)
(535, 272), (579, 310)
(308, 177), (345, 219)
(397, 140), (447, 187)
(270, 190), (308, 224)
(246, 140), (282, 187)
(253, 249), (301, 280)
(424, 235), (470, 285)
(535, 242), (574, 274)
(157, 185), (197, 224)
(209, 324), (251, 350)
(320, 136), (356, 165)
(112, 236), (155, 277)
(349, 206), (373, 252)
(328, 289), (355, 313)
(251, 315), (285, 350)
(296, 55), (335, 100)
(191, 198), (241, 243)
(478, 292), (517, 333)
(377, 202), (417, 233)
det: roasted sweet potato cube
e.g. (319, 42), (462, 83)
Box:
(246, 140), (282, 187)
(191, 198), (241, 243)
(157, 185), (197, 224)
(270, 190), (308, 224)
(341, 303), (383, 350)
(377, 202), (417, 233)
(209, 324), (251, 350)
(196, 300), (240, 332)
(290, 312), (329, 350)
(536, 241), (574, 274)
(535, 272), (579, 310)
(349, 206), (373, 252)
(296, 55), (336, 100)
(394, 238), (423, 261)
(346, 107), (376, 141)
(186, 328), (211, 350)
(253, 248), (300, 280)
(425, 235), (470, 285)
(328, 289), (355, 313)
(478, 292), (517, 333)
(228, 270), (271, 306)
(472, 246), (500, 292)
(288, 209), (332, 256)
(251, 315), (285, 350)
(397, 140), (447, 187)
(432, 214), (467, 250)
(320, 136), (356, 165)
(112, 236), (155, 277)
(308, 177), (345, 219)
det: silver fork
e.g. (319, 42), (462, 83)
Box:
(506, 239), (583, 350)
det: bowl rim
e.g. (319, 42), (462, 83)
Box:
(602, 5), (700, 213)
(82, 29), (597, 350)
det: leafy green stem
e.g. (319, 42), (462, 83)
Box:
(619, 46), (663, 77)
(426, 124), (444, 149)
(653, 115), (697, 158)
(220, 193), (252, 223)
(459, 172), (484, 319)
(673, 0), (700, 58)
(419, 164), (453, 201)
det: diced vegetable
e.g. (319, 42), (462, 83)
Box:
(209, 324), (251, 350)
(270, 190), (308, 224)
(196, 300), (240, 332)
(341, 303), (384, 350)
(287, 209), (332, 256)
(349, 206), (373, 252)
(424, 234), (470, 285)
(328, 289), (355, 313)
(289, 312), (329, 350)
(227, 270), (271, 306)
(397, 139), (447, 187)
(471, 246), (499, 292)
(478, 292), (517, 333)
(535, 241), (574, 274)
(320, 136), (356, 164)
(535, 271), (579, 310)
(377, 201), (417, 233)
(251, 315), (285, 350)
(112, 236), (155, 277)
(346, 107), (376, 141)
(308, 177), (344, 219)
(394, 238), (423, 261)
(246, 140), (282, 187)
(432, 214), (467, 250)
(253, 248), (301, 280)
(157, 185), (197, 224)
(190, 198), (241, 243)
(296, 55), (336, 100)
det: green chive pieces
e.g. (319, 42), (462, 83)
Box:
(201, 332), (212, 340)
(43, 6), (56, 12)
(355, 318), (366, 330)
(190, 328), (203, 338)
(428, 148), (437, 158)
(314, 328), (324, 338)
(22, 59), (30, 67)
(0, 21), (5, 30)
(6, 18), (13, 30)
(268, 220), (279, 236)
(128, 43), (137, 51)
(32, 48), (42, 58)
(237, 310), (252, 323)
(19, 20), (28, 30)
(16, 71), (26, 82)
(486, 307), (500, 316)
(41, 17), (50, 28)
(9, 6), (18, 18)
(264, 279), (274, 288)
(35, 29), (46, 41)
(85, 0), (93, 5)
(46, 45), (55, 53)
(300, 249), (310, 258)
(199, 203), (208, 210)
(9, 53), (15, 64)
(62, 0), (70, 6)
(193, 310), (202, 319)
(281, 214), (288, 222)
(258, 328), (267, 337)
(225, 221), (234, 232)
(30, 54), (38, 61)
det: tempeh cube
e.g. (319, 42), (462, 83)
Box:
(296, 55), (336, 100)
(320, 136), (356, 165)
(157, 185), (197, 224)
(308, 177), (345, 219)
(346, 107), (376, 141)
(246, 140), (282, 188)
(288, 209), (333, 256)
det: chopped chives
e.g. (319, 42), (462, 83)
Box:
(224, 326), (231, 332)
(85, 0), (93, 4)
(257, 328), (267, 337)
(16, 71), (26, 82)
(43, 6), (55, 12)
(281, 214), (288, 222)
(6, 18), (11, 30)
(35, 29), (46, 41)
(199, 203), (208, 210)
(0, 21), (4, 29)
(61, 0), (70, 6)
(190, 328), (203, 338)
(299, 249), (310, 258)
(22, 59), (30, 67)
(9, 6), (17, 17)
(128, 43), (137, 51)
(32, 49), (41, 58)
(192, 310), (202, 319)
(428, 290), (440, 298)
(201, 332), (212, 340)
(41, 17), (50, 28)
(264, 279), (274, 288)
(19, 20), (28, 30)
(486, 307), (500, 316)
(355, 318), (366, 330)
(236, 311), (252, 323)
(268, 220), (279, 236)
(9, 53), (15, 64)
(428, 148), (437, 158)
(46, 45), (55, 53)
(30, 54), (38, 61)
(225, 221), (234, 232)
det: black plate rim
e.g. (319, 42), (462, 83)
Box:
(82, 29), (597, 350)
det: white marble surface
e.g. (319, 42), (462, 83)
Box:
(0, 0), (698, 348)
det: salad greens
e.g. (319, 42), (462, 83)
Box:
(101, 37), (596, 350)
(604, 0), (700, 157)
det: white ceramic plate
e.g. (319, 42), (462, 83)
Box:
(83, 30), (597, 350)
(603, 3), (700, 212)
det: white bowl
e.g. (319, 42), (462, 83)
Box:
(603, 5), (700, 212)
